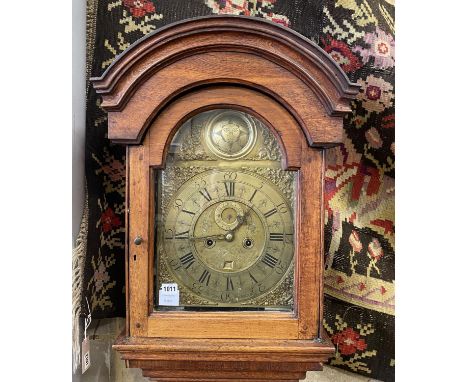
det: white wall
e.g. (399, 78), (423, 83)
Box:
(72, 0), (86, 380)
(72, 0), (86, 244)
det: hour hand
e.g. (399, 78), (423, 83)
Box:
(233, 209), (250, 230)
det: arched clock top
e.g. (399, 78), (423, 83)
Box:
(90, 15), (359, 147)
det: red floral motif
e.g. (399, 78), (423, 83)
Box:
(371, 219), (394, 235)
(205, 0), (290, 26)
(100, 208), (121, 233)
(348, 164), (382, 201)
(268, 14), (289, 27)
(123, 0), (155, 18)
(354, 116), (365, 129)
(332, 327), (368, 355)
(219, 0), (252, 15)
(349, 230), (363, 252)
(368, 238), (384, 260)
(366, 85), (382, 101)
(382, 113), (395, 129)
(377, 41), (389, 55)
(321, 36), (362, 73)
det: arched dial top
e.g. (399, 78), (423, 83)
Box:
(162, 169), (294, 305)
(155, 108), (296, 310)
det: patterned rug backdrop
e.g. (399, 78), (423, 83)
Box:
(82, 1), (394, 380)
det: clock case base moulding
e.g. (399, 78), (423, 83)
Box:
(114, 333), (335, 382)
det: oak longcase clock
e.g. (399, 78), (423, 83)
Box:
(91, 15), (359, 382)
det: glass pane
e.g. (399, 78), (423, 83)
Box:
(153, 109), (296, 311)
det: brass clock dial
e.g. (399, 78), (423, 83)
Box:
(155, 109), (296, 310)
(162, 170), (294, 304)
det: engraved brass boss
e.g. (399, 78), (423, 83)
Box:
(204, 110), (257, 160)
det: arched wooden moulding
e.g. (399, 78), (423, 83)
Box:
(91, 15), (359, 147)
(145, 85), (305, 170)
(91, 15), (359, 382)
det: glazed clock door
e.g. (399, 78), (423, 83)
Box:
(153, 109), (297, 311)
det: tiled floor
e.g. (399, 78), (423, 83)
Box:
(74, 318), (379, 382)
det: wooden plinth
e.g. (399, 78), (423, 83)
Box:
(113, 331), (335, 382)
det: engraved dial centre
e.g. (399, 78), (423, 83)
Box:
(193, 199), (267, 273)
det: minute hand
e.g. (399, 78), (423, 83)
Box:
(189, 234), (227, 241)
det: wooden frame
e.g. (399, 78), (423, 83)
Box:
(92, 15), (359, 382)
(92, 16), (359, 146)
(126, 86), (322, 340)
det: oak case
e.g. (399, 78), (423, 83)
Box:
(91, 15), (359, 382)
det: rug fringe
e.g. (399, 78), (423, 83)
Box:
(72, 187), (89, 374)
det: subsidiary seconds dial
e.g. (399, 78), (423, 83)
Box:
(162, 169), (295, 304)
